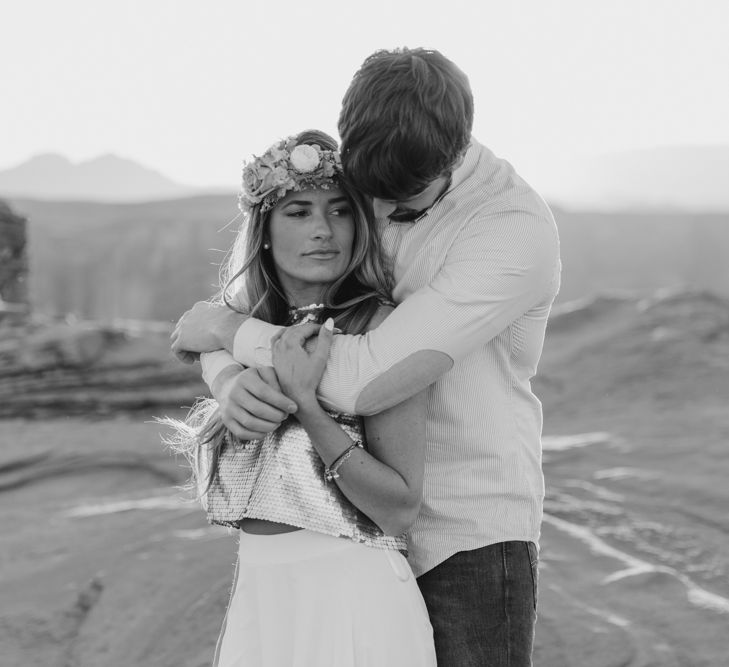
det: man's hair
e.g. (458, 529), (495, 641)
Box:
(338, 48), (474, 200)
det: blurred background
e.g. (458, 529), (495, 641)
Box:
(1, 1), (728, 666)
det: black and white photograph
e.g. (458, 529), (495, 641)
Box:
(1, 1), (728, 666)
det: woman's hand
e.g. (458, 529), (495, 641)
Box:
(171, 301), (246, 363)
(271, 319), (334, 408)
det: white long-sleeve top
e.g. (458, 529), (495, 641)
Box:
(202, 139), (561, 576)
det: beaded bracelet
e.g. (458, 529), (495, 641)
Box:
(324, 440), (364, 482)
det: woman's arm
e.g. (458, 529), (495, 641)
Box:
(295, 390), (426, 536)
(272, 306), (426, 536)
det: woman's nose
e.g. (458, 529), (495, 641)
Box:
(310, 211), (333, 239)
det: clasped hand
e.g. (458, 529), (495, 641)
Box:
(271, 319), (334, 408)
(212, 320), (333, 441)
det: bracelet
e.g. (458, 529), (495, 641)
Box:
(324, 440), (364, 482)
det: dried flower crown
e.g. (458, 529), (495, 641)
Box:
(238, 137), (343, 213)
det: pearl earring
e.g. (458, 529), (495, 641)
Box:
(263, 242), (271, 250)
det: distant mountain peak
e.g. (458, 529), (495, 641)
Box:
(85, 153), (137, 166)
(25, 153), (72, 165)
(0, 153), (198, 203)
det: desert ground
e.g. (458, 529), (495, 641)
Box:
(1, 289), (728, 667)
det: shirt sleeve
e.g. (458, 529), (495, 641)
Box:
(200, 350), (242, 389)
(199, 292), (251, 389)
(230, 210), (560, 415)
(233, 319), (281, 367)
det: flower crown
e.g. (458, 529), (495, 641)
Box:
(238, 137), (343, 213)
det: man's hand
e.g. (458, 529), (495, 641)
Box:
(171, 301), (246, 363)
(213, 366), (298, 440)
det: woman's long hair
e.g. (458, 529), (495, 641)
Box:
(162, 130), (392, 498)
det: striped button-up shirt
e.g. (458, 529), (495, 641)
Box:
(203, 138), (561, 576)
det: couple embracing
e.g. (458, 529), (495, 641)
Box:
(170, 47), (560, 667)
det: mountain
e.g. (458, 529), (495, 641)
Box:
(544, 145), (729, 212)
(5, 144), (727, 209)
(0, 153), (200, 202)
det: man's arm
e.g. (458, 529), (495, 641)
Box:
(229, 210), (560, 415)
(201, 352), (297, 440)
(171, 300), (247, 362)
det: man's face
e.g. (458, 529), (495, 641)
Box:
(372, 173), (452, 222)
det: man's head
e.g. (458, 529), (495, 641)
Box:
(338, 47), (473, 220)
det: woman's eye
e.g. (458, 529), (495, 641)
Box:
(331, 206), (352, 217)
(287, 209), (308, 218)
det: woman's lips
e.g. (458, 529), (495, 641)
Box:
(302, 250), (339, 259)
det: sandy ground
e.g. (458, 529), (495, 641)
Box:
(1, 291), (728, 666)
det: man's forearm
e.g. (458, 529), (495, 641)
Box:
(200, 350), (242, 392)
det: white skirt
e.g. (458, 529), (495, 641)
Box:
(214, 529), (436, 667)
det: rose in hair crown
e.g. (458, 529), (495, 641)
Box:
(290, 145), (321, 173)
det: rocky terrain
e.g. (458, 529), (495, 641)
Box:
(0, 318), (205, 419)
(1, 288), (728, 666)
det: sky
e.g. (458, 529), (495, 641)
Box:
(2, 0), (728, 198)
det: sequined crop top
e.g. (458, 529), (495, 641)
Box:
(204, 411), (406, 554)
(202, 304), (406, 554)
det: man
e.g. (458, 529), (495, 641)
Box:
(174, 48), (560, 666)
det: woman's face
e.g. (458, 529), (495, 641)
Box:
(267, 187), (356, 305)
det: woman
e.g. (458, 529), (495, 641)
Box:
(166, 130), (436, 666)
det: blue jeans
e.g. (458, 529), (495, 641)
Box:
(416, 541), (538, 667)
